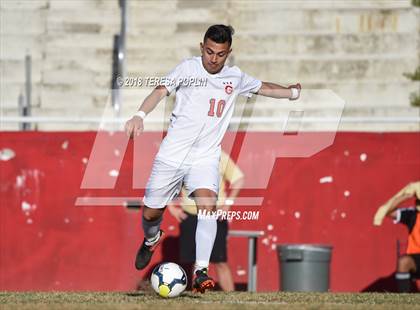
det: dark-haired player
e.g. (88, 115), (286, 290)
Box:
(125, 24), (301, 293)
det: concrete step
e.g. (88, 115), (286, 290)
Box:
(0, 82), (42, 108)
(322, 82), (419, 108)
(176, 0), (412, 10)
(125, 58), (182, 77)
(215, 0), (413, 10)
(0, 59), (43, 84)
(0, 35), (45, 61)
(48, 0), (118, 10)
(0, 0), (48, 10)
(343, 106), (420, 117)
(42, 67), (110, 87)
(39, 88), (109, 110)
(126, 33), (201, 49)
(43, 48), (113, 72)
(177, 0), (228, 9)
(231, 7), (417, 34)
(44, 2), (120, 35)
(234, 32), (417, 56)
(235, 57), (416, 82)
(0, 9), (47, 35)
(130, 0), (177, 10)
(124, 31), (416, 56)
(46, 33), (114, 49)
(126, 48), (191, 62)
(128, 6), (225, 24)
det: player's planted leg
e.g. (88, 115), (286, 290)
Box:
(192, 189), (217, 293)
(135, 206), (166, 270)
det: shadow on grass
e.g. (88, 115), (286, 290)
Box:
(361, 272), (419, 293)
(125, 292), (147, 297)
(125, 291), (202, 300)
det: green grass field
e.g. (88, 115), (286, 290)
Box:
(1, 291), (420, 310)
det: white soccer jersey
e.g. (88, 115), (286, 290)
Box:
(155, 56), (262, 166)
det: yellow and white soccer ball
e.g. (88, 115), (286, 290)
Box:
(151, 262), (187, 298)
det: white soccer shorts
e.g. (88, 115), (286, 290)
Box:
(143, 158), (220, 209)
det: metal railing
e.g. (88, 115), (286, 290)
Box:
(17, 54), (32, 131)
(111, 0), (127, 117)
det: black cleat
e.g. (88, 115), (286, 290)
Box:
(135, 230), (164, 270)
(192, 268), (215, 293)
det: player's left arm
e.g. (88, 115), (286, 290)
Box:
(256, 82), (301, 100)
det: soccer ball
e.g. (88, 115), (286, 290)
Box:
(150, 262), (187, 298)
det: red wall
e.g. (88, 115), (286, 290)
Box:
(0, 131), (419, 292)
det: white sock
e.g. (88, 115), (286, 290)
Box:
(194, 216), (217, 273)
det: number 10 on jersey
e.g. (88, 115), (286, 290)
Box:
(208, 99), (226, 118)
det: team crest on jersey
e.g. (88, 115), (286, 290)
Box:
(223, 81), (233, 94)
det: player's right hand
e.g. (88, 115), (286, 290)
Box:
(124, 116), (144, 138)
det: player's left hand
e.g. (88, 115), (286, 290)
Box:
(288, 83), (301, 101)
(168, 204), (188, 223)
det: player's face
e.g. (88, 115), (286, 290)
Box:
(200, 39), (232, 74)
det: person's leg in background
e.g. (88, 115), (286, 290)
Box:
(212, 219), (234, 291)
(179, 212), (198, 289)
(214, 262), (234, 292)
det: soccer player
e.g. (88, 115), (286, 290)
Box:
(125, 24), (301, 293)
(373, 181), (420, 292)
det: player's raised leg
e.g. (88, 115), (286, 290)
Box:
(135, 206), (166, 270)
(192, 188), (217, 293)
(135, 159), (184, 270)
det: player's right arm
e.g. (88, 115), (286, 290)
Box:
(124, 85), (168, 138)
